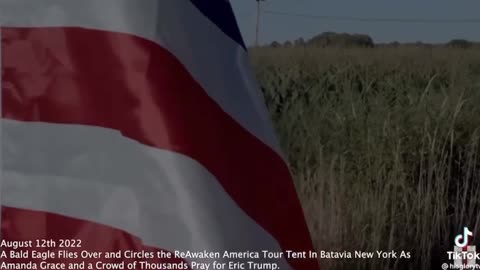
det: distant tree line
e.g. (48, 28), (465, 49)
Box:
(263, 32), (479, 49)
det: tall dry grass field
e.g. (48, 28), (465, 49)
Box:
(250, 46), (480, 269)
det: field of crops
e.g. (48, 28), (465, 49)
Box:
(250, 47), (480, 269)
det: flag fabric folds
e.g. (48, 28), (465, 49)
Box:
(0, 1), (319, 269)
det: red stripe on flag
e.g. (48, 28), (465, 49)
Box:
(1, 27), (318, 270)
(1, 206), (190, 269)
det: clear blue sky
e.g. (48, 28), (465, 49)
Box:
(230, 0), (480, 46)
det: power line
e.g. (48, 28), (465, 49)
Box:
(263, 10), (480, 24)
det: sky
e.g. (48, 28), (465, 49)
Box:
(230, 0), (480, 46)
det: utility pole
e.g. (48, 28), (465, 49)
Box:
(255, 0), (266, 47)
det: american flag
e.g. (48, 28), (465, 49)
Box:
(0, 0), (318, 269)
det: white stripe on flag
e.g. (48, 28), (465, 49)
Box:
(2, 119), (293, 269)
